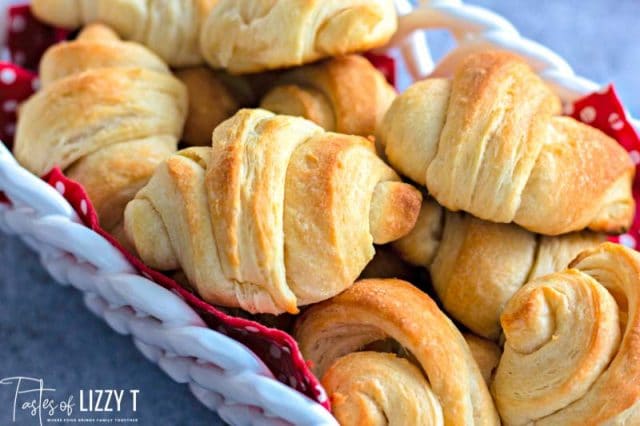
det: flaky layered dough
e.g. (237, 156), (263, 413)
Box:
(295, 278), (499, 425)
(176, 67), (256, 146)
(493, 243), (640, 425)
(124, 109), (421, 314)
(379, 51), (634, 235)
(31, 0), (217, 66)
(464, 334), (501, 384)
(394, 197), (604, 339)
(14, 25), (187, 234)
(260, 55), (396, 138)
(200, 0), (397, 73)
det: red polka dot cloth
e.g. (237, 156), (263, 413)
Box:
(1, 2), (640, 411)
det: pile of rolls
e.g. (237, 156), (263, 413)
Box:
(16, 1), (639, 424)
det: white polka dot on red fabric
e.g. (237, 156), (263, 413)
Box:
(10, 15), (25, 32)
(3, 100), (17, 112)
(629, 150), (640, 165)
(32, 78), (40, 91)
(269, 345), (282, 359)
(80, 199), (88, 215)
(142, 271), (152, 279)
(282, 346), (290, 354)
(315, 384), (328, 403)
(608, 112), (624, 131)
(0, 68), (17, 85)
(579, 106), (597, 123)
(54, 181), (65, 195)
(245, 325), (259, 333)
(619, 234), (636, 248)
(289, 376), (297, 388)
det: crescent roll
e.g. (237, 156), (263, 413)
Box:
(31, 0), (217, 67)
(260, 55), (396, 138)
(200, 0), (397, 73)
(124, 109), (421, 314)
(14, 24), (187, 233)
(175, 67), (256, 146)
(295, 278), (500, 425)
(493, 242), (640, 425)
(379, 51), (634, 235)
(394, 197), (605, 339)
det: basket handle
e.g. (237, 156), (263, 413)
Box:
(388, 0), (640, 131)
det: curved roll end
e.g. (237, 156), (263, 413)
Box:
(66, 136), (177, 231)
(392, 197), (444, 268)
(516, 117), (635, 235)
(124, 198), (178, 271)
(322, 352), (444, 426)
(260, 84), (336, 131)
(369, 181), (422, 244)
(493, 242), (640, 425)
(588, 169), (636, 234)
(295, 278), (500, 425)
(377, 78), (451, 185)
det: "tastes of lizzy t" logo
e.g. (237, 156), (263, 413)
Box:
(0, 376), (140, 425)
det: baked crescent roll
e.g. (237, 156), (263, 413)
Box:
(260, 55), (396, 139)
(31, 0), (217, 67)
(493, 242), (640, 425)
(464, 334), (501, 385)
(394, 197), (605, 339)
(379, 51), (634, 235)
(200, 0), (397, 73)
(124, 109), (421, 314)
(175, 67), (256, 146)
(295, 278), (500, 425)
(14, 24), (187, 233)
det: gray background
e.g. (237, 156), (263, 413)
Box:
(1, 1), (638, 425)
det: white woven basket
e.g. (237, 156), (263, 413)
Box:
(1, 1), (638, 425)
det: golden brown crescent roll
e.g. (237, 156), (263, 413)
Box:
(124, 109), (421, 314)
(200, 0), (397, 73)
(493, 242), (640, 425)
(14, 24), (187, 233)
(394, 198), (605, 340)
(379, 51), (634, 235)
(175, 67), (256, 146)
(260, 55), (396, 138)
(295, 278), (500, 425)
(31, 0), (217, 67)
